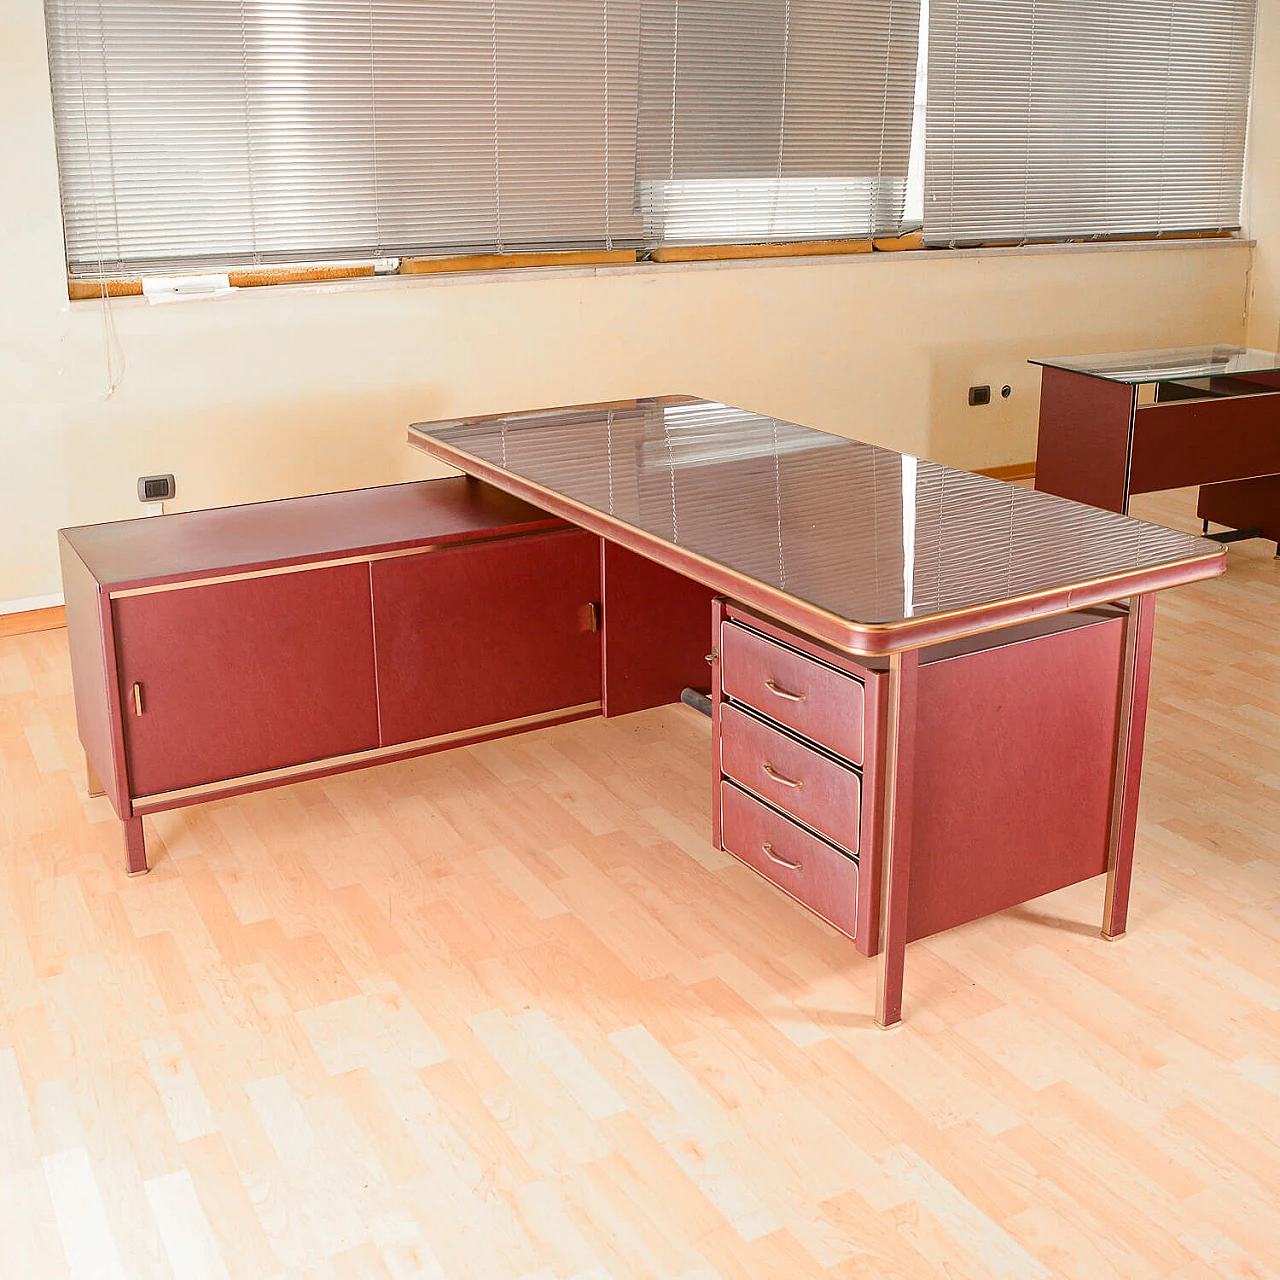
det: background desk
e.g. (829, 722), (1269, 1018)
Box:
(1032, 344), (1280, 546)
(410, 398), (1224, 1027)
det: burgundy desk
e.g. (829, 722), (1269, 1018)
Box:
(62, 477), (717, 879)
(1032, 344), (1280, 548)
(409, 397), (1224, 1028)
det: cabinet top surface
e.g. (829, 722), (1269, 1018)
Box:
(59, 478), (560, 590)
(1030, 344), (1280, 384)
(410, 398), (1224, 654)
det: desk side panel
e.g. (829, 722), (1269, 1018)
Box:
(1130, 396), (1280, 495)
(1034, 367), (1136, 513)
(907, 612), (1125, 942)
(600, 541), (716, 717)
(58, 535), (130, 818)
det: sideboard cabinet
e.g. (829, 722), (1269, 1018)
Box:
(60, 479), (607, 874)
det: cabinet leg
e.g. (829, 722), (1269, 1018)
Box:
(86, 756), (105, 799)
(124, 816), (148, 877)
(876, 649), (919, 1030)
(1102, 594), (1156, 940)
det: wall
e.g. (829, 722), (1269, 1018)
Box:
(1246, 0), (1280, 349)
(0, 0), (1254, 606)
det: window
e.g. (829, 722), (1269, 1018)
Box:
(634, 0), (922, 244)
(45, 0), (644, 274)
(45, 0), (922, 277)
(924, 0), (1256, 246)
(43, 0), (1258, 280)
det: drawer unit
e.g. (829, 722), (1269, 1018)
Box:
(720, 781), (859, 940)
(719, 702), (861, 853)
(720, 620), (865, 765)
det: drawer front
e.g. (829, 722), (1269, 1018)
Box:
(720, 702), (860, 853)
(720, 782), (858, 940)
(720, 621), (864, 765)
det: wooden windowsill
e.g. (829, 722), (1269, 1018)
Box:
(65, 231), (1245, 301)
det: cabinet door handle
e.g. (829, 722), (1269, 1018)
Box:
(765, 678), (806, 703)
(132, 683), (144, 716)
(762, 842), (803, 871)
(763, 761), (803, 789)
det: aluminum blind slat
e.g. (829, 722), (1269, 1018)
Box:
(924, 0), (1256, 246)
(45, 0), (646, 274)
(636, 0), (921, 243)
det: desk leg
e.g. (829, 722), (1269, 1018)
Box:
(876, 648), (919, 1029)
(1102, 594), (1156, 940)
(124, 816), (149, 877)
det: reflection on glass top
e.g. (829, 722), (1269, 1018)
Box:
(411, 398), (1219, 628)
(1030, 345), (1280, 384)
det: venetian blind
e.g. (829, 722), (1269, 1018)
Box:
(924, 0), (1256, 246)
(636, 0), (922, 244)
(44, 0), (644, 275)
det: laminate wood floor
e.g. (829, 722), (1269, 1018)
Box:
(1, 487), (1276, 1279)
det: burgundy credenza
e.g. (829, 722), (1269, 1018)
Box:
(59, 478), (712, 875)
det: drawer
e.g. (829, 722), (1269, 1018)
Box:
(720, 781), (859, 940)
(720, 621), (864, 765)
(719, 702), (860, 853)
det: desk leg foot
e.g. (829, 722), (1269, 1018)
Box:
(124, 817), (148, 877)
(86, 755), (105, 799)
(875, 649), (919, 1030)
(1101, 594), (1155, 941)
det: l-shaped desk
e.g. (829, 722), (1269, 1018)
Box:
(409, 397), (1225, 1028)
(59, 397), (1225, 1029)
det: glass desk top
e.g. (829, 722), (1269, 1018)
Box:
(409, 398), (1223, 652)
(1029, 345), (1280, 385)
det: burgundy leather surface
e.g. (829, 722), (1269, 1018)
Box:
(906, 612), (1126, 942)
(720, 621), (865, 764)
(719, 702), (861, 852)
(1035, 366), (1137, 513)
(372, 528), (601, 746)
(1131, 396), (1280, 496)
(720, 781), (859, 941)
(114, 564), (380, 796)
(61, 478), (560, 590)
(600, 541), (716, 717)
(59, 536), (129, 817)
(1197, 474), (1280, 541)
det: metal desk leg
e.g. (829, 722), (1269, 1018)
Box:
(876, 648), (920, 1029)
(1102, 594), (1156, 940)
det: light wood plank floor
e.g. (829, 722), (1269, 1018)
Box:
(1, 487), (1277, 1279)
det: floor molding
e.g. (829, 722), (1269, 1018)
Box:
(0, 605), (67, 638)
(975, 460), (1037, 482)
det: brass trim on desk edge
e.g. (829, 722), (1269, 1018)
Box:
(130, 701), (603, 809)
(408, 428), (1226, 657)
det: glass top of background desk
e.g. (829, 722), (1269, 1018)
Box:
(409, 397), (1222, 656)
(1029, 343), (1280, 385)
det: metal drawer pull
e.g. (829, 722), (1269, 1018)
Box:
(762, 842), (803, 871)
(132, 683), (144, 716)
(765, 678), (806, 703)
(763, 761), (803, 789)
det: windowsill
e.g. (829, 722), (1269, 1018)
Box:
(66, 234), (1252, 311)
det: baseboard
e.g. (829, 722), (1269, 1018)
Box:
(0, 605), (67, 638)
(975, 461), (1037, 482)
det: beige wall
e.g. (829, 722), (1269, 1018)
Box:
(1247, 0), (1280, 349)
(0, 0), (1254, 606)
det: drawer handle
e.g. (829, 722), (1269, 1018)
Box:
(132, 683), (144, 717)
(762, 842), (803, 871)
(765, 678), (806, 703)
(763, 761), (803, 789)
